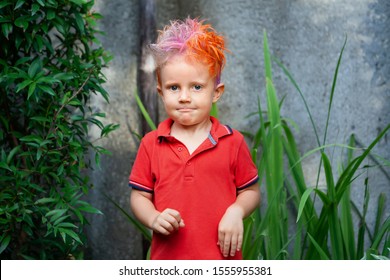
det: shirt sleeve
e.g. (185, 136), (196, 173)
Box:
(128, 138), (155, 193)
(234, 136), (259, 190)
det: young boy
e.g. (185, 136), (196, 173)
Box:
(129, 18), (260, 260)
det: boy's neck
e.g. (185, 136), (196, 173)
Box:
(170, 118), (212, 154)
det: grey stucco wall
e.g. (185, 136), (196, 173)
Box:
(87, 0), (389, 259)
(84, 0), (143, 259)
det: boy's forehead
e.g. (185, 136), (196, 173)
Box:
(160, 54), (210, 74)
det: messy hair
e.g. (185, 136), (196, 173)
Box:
(149, 17), (227, 84)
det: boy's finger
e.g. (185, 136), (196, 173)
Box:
(237, 233), (243, 252)
(222, 234), (231, 257)
(165, 208), (182, 222)
(165, 209), (183, 229)
(230, 235), (237, 256)
(156, 224), (170, 235)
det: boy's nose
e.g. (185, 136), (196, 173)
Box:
(178, 90), (191, 102)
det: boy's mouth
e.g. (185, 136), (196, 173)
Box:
(177, 108), (195, 112)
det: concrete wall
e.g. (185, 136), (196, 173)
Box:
(87, 0), (389, 259)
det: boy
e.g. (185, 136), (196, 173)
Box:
(129, 18), (260, 260)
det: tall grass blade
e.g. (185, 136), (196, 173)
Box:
(134, 90), (157, 131)
(307, 233), (330, 260)
(322, 36), (347, 147)
(263, 30), (272, 81)
(339, 135), (356, 259)
(370, 217), (390, 254)
(322, 152), (344, 259)
(273, 57), (321, 148)
(210, 103), (218, 118)
(104, 193), (152, 242)
(335, 124), (390, 202)
(262, 30), (287, 259)
(374, 193), (386, 238)
(296, 188), (315, 223)
(356, 181), (370, 258)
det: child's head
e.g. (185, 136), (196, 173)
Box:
(150, 17), (227, 85)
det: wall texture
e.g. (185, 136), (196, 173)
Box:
(88, 0), (389, 259)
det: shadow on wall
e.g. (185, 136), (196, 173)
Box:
(84, 0), (143, 260)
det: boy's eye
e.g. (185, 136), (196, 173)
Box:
(193, 85), (202, 90)
(170, 85), (178, 91)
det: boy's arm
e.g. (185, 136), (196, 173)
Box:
(130, 189), (185, 235)
(218, 183), (260, 257)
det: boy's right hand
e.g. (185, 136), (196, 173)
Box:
(151, 208), (185, 235)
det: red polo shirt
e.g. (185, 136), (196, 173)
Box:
(129, 117), (259, 260)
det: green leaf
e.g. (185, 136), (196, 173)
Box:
(6, 146), (21, 164)
(53, 73), (74, 80)
(16, 79), (33, 92)
(134, 90), (157, 130)
(31, 116), (50, 123)
(95, 152), (100, 167)
(14, 16), (29, 31)
(100, 123), (120, 138)
(20, 135), (42, 143)
(35, 197), (57, 204)
(308, 233), (330, 260)
(31, 4), (40, 15)
(45, 208), (67, 218)
(57, 222), (78, 229)
(37, 84), (56, 96)
(14, 0), (25, 10)
(0, 162), (12, 172)
(0, 235), (11, 254)
(59, 228), (82, 244)
(2, 23), (13, 39)
(0, 1), (13, 9)
(322, 152), (335, 200)
(78, 205), (103, 215)
(28, 58), (42, 78)
(46, 9), (55, 20)
(27, 85), (36, 100)
(296, 188), (314, 223)
(74, 12), (85, 34)
(68, 99), (82, 106)
(69, 0), (88, 6)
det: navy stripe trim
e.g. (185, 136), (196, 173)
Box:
(225, 125), (233, 134)
(129, 183), (154, 193)
(237, 176), (259, 191)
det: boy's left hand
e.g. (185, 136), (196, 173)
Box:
(217, 205), (244, 257)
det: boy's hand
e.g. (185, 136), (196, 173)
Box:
(151, 208), (185, 235)
(217, 205), (244, 257)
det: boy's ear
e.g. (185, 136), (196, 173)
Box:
(157, 84), (163, 97)
(212, 83), (225, 103)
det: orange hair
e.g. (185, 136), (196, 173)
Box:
(150, 17), (227, 83)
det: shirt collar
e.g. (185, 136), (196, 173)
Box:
(157, 116), (233, 143)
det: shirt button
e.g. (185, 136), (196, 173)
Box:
(178, 147), (183, 152)
(186, 161), (191, 166)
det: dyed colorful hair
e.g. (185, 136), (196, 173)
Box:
(149, 17), (227, 84)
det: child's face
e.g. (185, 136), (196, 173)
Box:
(157, 55), (224, 128)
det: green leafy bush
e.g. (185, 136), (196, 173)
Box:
(0, 0), (118, 259)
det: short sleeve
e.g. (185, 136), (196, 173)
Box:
(128, 139), (155, 193)
(234, 136), (259, 190)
